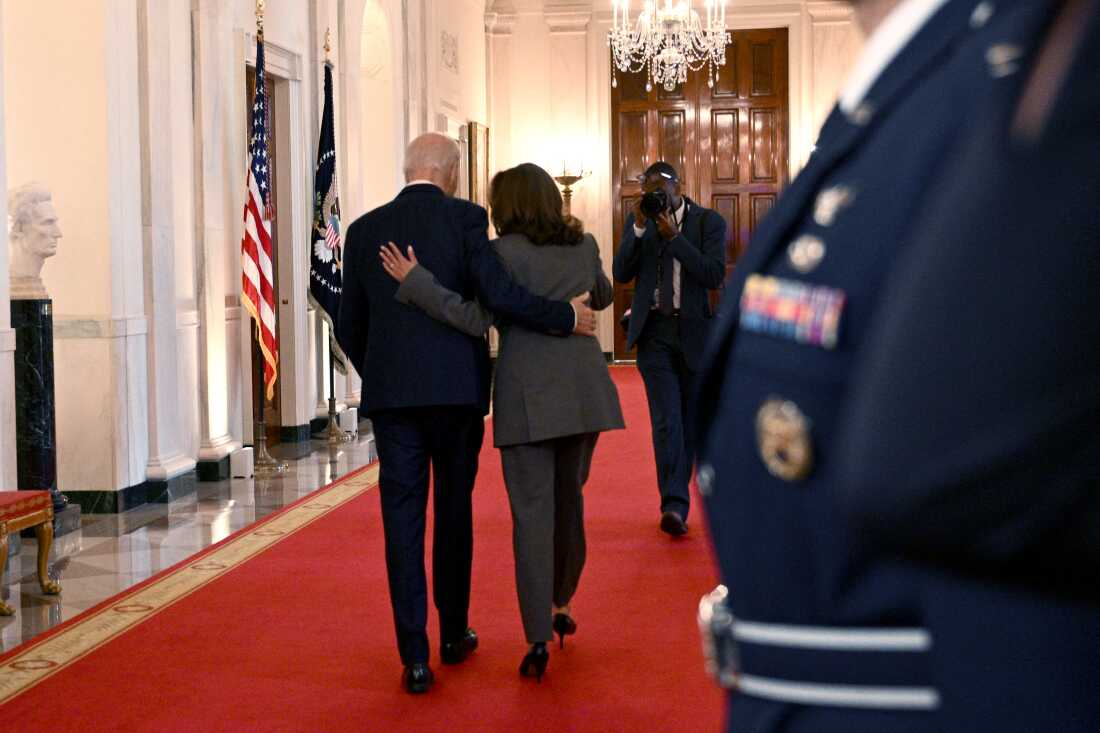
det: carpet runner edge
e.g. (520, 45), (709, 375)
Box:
(0, 463), (380, 704)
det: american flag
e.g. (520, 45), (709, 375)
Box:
(241, 35), (279, 401)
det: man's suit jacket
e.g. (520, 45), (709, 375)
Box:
(612, 197), (726, 369)
(337, 183), (574, 415)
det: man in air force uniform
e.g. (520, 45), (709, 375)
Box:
(837, 3), (1100, 729)
(694, 1), (1055, 730)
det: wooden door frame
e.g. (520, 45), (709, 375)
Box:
(241, 34), (313, 444)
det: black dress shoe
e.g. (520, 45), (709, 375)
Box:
(440, 627), (479, 665)
(519, 642), (549, 682)
(402, 663), (434, 694)
(552, 613), (577, 649)
(660, 511), (688, 537)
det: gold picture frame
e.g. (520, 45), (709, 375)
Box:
(468, 121), (490, 209)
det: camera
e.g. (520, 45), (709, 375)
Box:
(640, 189), (670, 219)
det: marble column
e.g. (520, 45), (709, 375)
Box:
(137, 0), (197, 500)
(0, 0), (17, 503)
(192, 0), (242, 479)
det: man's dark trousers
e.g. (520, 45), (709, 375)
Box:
(637, 312), (695, 521)
(371, 406), (484, 666)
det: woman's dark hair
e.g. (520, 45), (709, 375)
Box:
(489, 163), (585, 246)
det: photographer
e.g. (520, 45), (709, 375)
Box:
(613, 161), (726, 537)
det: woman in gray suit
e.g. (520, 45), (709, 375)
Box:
(379, 163), (624, 681)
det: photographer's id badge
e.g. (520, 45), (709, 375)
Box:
(739, 275), (845, 350)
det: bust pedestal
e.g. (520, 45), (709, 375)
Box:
(11, 298), (80, 535)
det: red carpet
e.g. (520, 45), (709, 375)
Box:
(0, 367), (723, 731)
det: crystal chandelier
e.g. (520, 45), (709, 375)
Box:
(609, 0), (730, 92)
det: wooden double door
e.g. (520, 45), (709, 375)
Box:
(611, 29), (790, 359)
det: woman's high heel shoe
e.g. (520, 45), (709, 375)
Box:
(552, 613), (577, 649)
(519, 642), (549, 682)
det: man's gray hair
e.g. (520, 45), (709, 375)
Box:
(8, 183), (52, 237)
(404, 133), (460, 177)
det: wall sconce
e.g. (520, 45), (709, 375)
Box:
(553, 161), (590, 218)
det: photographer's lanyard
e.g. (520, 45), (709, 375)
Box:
(655, 203), (684, 313)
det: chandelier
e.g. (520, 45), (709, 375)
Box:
(609, 0), (730, 92)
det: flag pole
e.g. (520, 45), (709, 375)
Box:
(319, 26), (352, 446)
(253, 323), (288, 476)
(251, 0), (288, 477)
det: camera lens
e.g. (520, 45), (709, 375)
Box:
(640, 190), (669, 218)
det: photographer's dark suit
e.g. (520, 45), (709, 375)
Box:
(338, 182), (574, 667)
(613, 197), (726, 522)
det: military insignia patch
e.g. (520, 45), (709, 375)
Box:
(739, 274), (845, 349)
(787, 235), (827, 273)
(756, 398), (814, 482)
(813, 186), (855, 227)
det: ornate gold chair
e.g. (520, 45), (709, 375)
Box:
(0, 490), (62, 615)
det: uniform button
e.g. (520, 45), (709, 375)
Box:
(850, 102), (875, 126)
(813, 185), (855, 227)
(756, 398), (814, 482)
(986, 43), (1023, 78)
(697, 463), (715, 496)
(787, 235), (827, 274)
(970, 1), (994, 28)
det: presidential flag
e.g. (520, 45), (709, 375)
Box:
(309, 60), (348, 375)
(241, 33), (279, 401)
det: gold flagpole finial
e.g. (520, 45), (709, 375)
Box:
(256, 0), (265, 33)
(324, 27), (332, 62)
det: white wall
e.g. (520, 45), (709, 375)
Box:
(5, 0), (150, 495)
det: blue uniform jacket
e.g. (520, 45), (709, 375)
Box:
(612, 197), (726, 368)
(337, 184), (574, 415)
(692, 1), (1056, 730)
(837, 7), (1100, 730)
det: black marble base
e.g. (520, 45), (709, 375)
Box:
(197, 456), (230, 482)
(11, 298), (68, 512)
(146, 470), (197, 504)
(280, 424), (311, 444)
(63, 481), (153, 514)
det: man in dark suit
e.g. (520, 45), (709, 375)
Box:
(612, 161), (726, 536)
(338, 133), (597, 694)
(837, 5), (1100, 729)
(692, 1), (1058, 730)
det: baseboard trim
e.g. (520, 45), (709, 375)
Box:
(197, 455), (231, 482)
(279, 424), (311, 444)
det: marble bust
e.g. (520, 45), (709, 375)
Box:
(8, 183), (62, 300)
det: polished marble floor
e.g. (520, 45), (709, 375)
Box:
(0, 431), (377, 653)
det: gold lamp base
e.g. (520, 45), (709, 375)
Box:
(553, 172), (589, 218)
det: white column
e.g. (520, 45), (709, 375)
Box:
(137, 0), (196, 484)
(485, 12), (517, 182)
(192, 0), (241, 464)
(0, 0), (17, 493)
